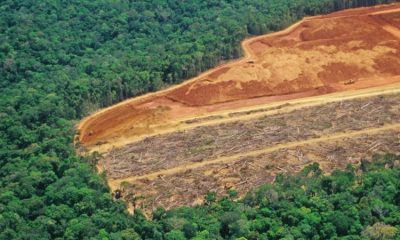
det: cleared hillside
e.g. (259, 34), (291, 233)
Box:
(103, 93), (400, 211)
(76, 4), (400, 213)
(78, 4), (400, 151)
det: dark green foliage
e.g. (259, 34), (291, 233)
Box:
(1, 0), (396, 118)
(0, 0), (398, 239)
(156, 156), (400, 240)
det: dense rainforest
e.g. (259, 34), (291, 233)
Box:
(0, 0), (399, 239)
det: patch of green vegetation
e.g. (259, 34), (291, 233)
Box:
(158, 155), (400, 239)
(0, 0), (398, 239)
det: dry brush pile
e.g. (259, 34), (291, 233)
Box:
(128, 128), (400, 210)
(99, 93), (400, 212)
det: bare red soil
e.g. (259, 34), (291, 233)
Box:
(78, 4), (400, 150)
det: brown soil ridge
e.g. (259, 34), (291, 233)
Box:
(77, 3), (400, 152)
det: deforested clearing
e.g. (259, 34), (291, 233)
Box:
(76, 4), (400, 214)
(103, 94), (400, 212)
(78, 4), (400, 149)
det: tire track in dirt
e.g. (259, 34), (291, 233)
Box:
(108, 122), (400, 189)
(382, 24), (400, 39)
(369, 9), (400, 39)
(370, 6), (400, 15)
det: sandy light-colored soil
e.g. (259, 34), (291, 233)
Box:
(78, 4), (400, 151)
(76, 4), (400, 214)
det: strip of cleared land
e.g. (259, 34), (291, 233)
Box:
(103, 93), (400, 212)
(121, 127), (400, 210)
(78, 4), (400, 151)
(76, 4), (400, 213)
(103, 94), (400, 179)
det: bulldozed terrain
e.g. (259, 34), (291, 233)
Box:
(78, 4), (400, 150)
(104, 94), (400, 211)
(77, 4), (400, 213)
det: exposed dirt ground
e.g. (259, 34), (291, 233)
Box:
(77, 4), (400, 150)
(75, 4), (400, 214)
(103, 94), (400, 213)
(119, 126), (400, 211)
(103, 94), (400, 179)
